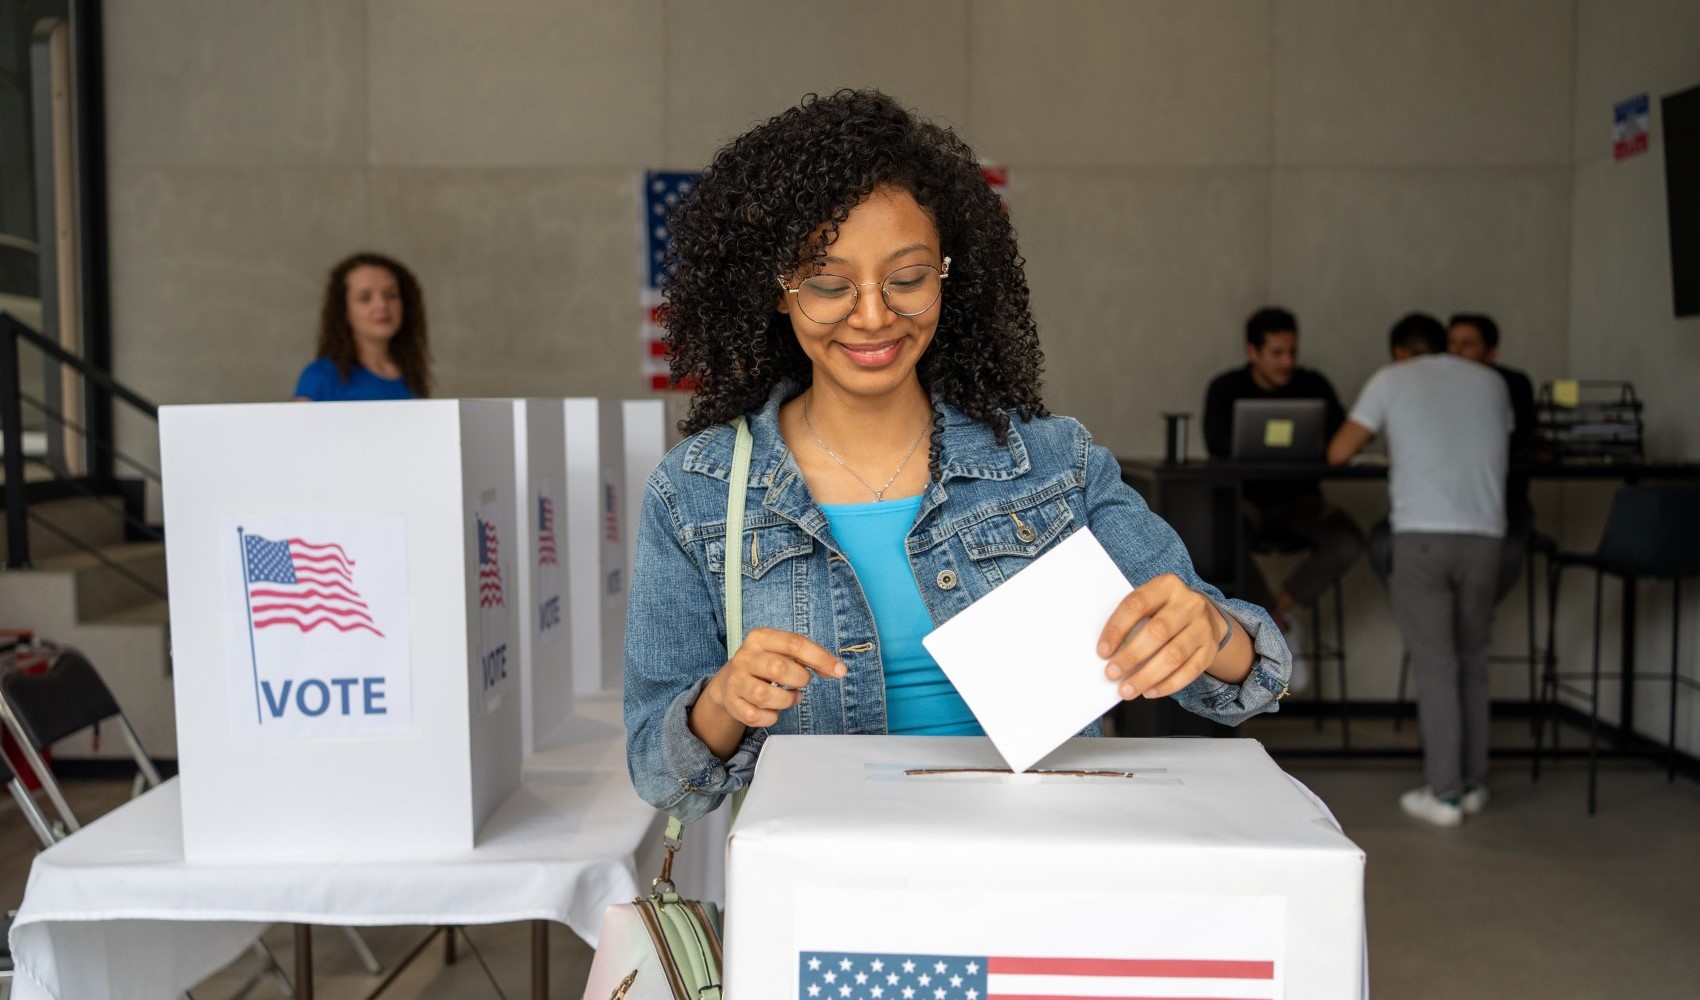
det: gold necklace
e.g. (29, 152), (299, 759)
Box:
(801, 390), (930, 501)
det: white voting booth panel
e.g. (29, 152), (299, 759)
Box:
(563, 398), (627, 695)
(727, 735), (1365, 1000)
(160, 401), (522, 863)
(621, 398), (668, 587)
(513, 398), (572, 755)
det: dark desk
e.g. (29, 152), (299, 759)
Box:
(1119, 456), (1700, 737)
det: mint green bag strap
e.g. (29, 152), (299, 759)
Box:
(725, 416), (754, 658)
(725, 417), (755, 822)
(659, 417), (755, 850)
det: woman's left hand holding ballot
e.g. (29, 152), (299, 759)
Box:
(1098, 574), (1255, 699)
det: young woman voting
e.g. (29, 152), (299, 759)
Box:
(625, 90), (1291, 823)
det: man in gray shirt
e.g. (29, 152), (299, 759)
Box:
(1328, 313), (1512, 827)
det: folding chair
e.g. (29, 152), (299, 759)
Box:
(3, 747), (54, 849)
(0, 649), (160, 835)
(0, 650), (323, 996)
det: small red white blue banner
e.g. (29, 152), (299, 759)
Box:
(1614, 93), (1650, 161)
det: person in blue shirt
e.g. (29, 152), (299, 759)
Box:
(625, 90), (1292, 822)
(293, 252), (432, 401)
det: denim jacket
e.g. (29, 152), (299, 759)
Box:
(624, 384), (1292, 822)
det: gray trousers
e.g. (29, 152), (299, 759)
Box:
(1368, 497), (1534, 601)
(1390, 533), (1501, 798)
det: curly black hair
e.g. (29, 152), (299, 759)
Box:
(662, 88), (1047, 477)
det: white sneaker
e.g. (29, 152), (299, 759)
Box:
(1460, 784), (1490, 815)
(1400, 786), (1464, 827)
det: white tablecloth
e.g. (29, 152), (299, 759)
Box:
(6, 695), (728, 1000)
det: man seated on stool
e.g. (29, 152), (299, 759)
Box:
(1203, 307), (1365, 648)
(1329, 313), (1512, 827)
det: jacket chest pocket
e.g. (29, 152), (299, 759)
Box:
(956, 495), (1076, 587)
(705, 521), (814, 626)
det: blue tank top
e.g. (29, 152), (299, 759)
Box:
(819, 495), (984, 736)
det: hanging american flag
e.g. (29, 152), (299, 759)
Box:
(243, 534), (383, 637)
(797, 952), (1276, 1000)
(537, 494), (558, 567)
(641, 170), (700, 391)
(477, 516), (505, 608)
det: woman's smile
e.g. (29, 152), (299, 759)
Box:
(781, 186), (942, 402)
(836, 336), (908, 369)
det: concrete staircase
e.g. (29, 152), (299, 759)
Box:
(0, 494), (175, 760)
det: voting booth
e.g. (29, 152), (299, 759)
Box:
(563, 398), (627, 695)
(160, 400), (523, 863)
(621, 398), (668, 586)
(726, 735), (1365, 999)
(513, 398), (572, 754)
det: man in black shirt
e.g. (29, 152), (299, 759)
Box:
(1203, 307), (1364, 631)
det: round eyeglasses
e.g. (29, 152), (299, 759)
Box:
(778, 257), (950, 325)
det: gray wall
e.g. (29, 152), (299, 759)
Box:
(100, 2), (1697, 747)
(104, 0), (1577, 448)
(1557, 0), (1700, 754)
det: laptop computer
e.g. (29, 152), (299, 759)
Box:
(1231, 398), (1327, 460)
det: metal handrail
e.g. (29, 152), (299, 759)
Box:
(17, 389), (161, 483)
(1, 312), (157, 416)
(2, 311), (161, 569)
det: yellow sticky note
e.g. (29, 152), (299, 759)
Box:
(1552, 379), (1580, 407)
(1265, 419), (1295, 448)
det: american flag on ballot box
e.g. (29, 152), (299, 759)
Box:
(798, 952), (1277, 1000)
(243, 533), (383, 638)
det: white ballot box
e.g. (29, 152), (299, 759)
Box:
(563, 398), (627, 695)
(727, 735), (1365, 1000)
(512, 398), (572, 754)
(621, 398), (668, 587)
(160, 400), (523, 863)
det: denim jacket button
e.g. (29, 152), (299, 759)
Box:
(1015, 524), (1037, 543)
(936, 569), (958, 591)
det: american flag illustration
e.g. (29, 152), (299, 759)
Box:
(603, 482), (620, 542)
(537, 494), (558, 567)
(243, 534), (383, 637)
(797, 952), (1277, 1000)
(478, 516), (505, 608)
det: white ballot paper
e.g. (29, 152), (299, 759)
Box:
(922, 527), (1132, 772)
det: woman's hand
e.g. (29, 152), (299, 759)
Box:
(1096, 574), (1249, 700)
(689, 627), (846, 758)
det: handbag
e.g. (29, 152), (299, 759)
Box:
(580, 819), (725, 999)
(583, 416), (754, 1000)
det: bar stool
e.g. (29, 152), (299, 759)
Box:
(1251, 536), (1350, 750)
(1531, 484), (1700, 813)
